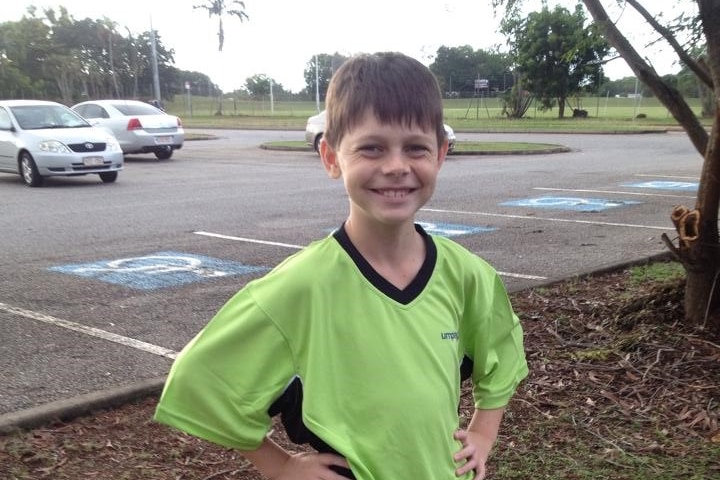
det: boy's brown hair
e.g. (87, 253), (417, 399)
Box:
(323, 52), (446, 150)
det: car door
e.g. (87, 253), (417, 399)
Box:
(0, 107), (17, 171)
(74, 103), (118, 139)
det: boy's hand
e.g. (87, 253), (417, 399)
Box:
(274, 452), (350, 480)
(453, 429), (486, 480)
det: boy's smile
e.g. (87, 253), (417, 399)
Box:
(372, 188), (415, 198)
(321, 110), (448, 230)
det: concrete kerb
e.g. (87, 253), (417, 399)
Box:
(0, 376), (166, 434)
(506, 251), (675, 294)
(0, 252), (678, 435)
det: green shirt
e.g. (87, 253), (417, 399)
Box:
(155, 225), (528, 479)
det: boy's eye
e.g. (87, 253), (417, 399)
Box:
(406, 144), (431, 156)
(358, 144), (383, 155)
(408, 144), (429, 151)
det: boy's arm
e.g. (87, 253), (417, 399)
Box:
(454, 408), (505, 479)
(240, 437), (290, 479)
(240, 437), (350, 480)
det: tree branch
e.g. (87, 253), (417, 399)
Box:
(582, 0), (708, 157)
(625, 0), (713, 88)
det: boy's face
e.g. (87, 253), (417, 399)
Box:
(320, 109), (448, 229)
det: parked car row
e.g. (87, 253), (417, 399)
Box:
(0, 99), (185, 187)
(304, 110), (456, 154)
(1, 102), (454, 188)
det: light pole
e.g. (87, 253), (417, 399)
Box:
(315, 55), (320, 112)
(150, 17), (161, 103)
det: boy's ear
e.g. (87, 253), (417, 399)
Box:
(319, 138), (342, 179)
(437, 137), (449, 167)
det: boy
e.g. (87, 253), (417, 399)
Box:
(154, 52), (528, 480)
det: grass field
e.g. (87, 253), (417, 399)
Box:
(164, 95), (706, 132)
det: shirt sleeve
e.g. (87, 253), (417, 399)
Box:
(154, 287), (296, 450)
(461, 269), (529, 410)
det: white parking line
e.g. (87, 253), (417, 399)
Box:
(195, 231), (303, 249)
(635, 173), (699, 180)
(194, 231), (545, 281)
(422, 207), (673, 230)
(533, 187), (695, 200)
(0, 302), (178, 360)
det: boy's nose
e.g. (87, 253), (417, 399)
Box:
(382, 149), (410, 175)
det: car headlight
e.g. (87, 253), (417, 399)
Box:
(105, 136), (121, 151)
(39, 140), (71, 154)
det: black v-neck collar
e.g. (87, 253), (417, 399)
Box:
(332, 223), (437, 305)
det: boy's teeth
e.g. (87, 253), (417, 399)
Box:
(381, 189), (408, 198)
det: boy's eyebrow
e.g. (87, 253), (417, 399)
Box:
(354, 130), (435, 140)
(348, 133), (437, 148)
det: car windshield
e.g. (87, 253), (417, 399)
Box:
(111, 103), (164, 116)
(11, 105), (90, 130)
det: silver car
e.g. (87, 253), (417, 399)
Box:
(305, 110), (456, 153)
(0, 100), (123, 187)
(71, 100), (184, 160)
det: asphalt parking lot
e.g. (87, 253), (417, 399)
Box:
(0, 128), (700, 423)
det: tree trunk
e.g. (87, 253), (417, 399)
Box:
(584, 0), (720, 333)
(664, 103), (720, 330)
(685, 268), (720, 332)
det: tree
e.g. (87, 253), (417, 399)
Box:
(502, 4), (610, 118)
(501, 78), (534, 118)
(598, 75), (645, 97)
(495, 0), (719, 332)
(581, 0), (719, 332)
(244, 74), (284, 98)
(429, 45), (514, 97)
(303, 53), (348, 100)
(192, 0), (249, 114)
(193, 0), (249, 52)
(0, 15), (51, 98)
(0, 7), (189, 103)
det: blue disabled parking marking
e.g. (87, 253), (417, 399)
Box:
(417, 221), (496, 237)
(621, 180), (698, 191)
(500, 196), (641, 212)
(49, 251), (269, 290)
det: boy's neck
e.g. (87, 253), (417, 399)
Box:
(343, 218), (426, 290)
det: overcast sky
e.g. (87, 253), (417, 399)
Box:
(4, 1), (690, 93)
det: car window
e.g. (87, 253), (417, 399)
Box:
(111, 103), (163, 116)
(11, 105), (89, 129)
(0, 108), (12, 130)
(78, 104), (110, 119)
(57, 108), (89, 127)
(10, 106), (46, 129)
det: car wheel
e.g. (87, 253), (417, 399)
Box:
(313, 134), (323, 153)
(155, 146), (173, 160)
(99, 171), (118, 183)
(19, 152), (44, 187)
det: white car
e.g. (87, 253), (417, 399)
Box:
(305, 110), (456, 153)
(72, 99), (184, 160)
(0, 100), (123, 187)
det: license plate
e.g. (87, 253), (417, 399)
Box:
(155, 136), (172, 145)
(83, 156), (104, 166)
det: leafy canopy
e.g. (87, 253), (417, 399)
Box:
(502, 4), (609, 117)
